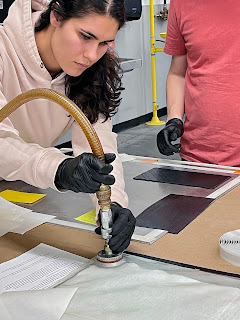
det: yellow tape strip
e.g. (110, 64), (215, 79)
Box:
(75, 208), (96, 225)
(0, 190), (46, 204)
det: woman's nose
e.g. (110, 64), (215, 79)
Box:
(84, 44), (98, 63)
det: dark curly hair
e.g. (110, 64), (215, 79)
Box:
(35, 0), (125, 123)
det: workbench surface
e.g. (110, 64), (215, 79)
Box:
(1, 157), (240, 277)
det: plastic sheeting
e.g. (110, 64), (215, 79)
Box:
(1, 258), (240, 319)
(60, 262), (240, 320)
(0, 287), (78, 320)
(0, 197), (55, 236)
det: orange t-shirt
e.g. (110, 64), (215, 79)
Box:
(164, 0), (240, 166)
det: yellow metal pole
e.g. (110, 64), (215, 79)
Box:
(146, 0), (165, 126)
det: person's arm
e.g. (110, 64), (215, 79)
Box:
(0, 75), (70, 190)
(157, 55), (187, 156)
(166, 54), (187, 121)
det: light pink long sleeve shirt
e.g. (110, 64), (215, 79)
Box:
(0, 0), (128, 209)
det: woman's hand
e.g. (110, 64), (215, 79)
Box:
(95, 203), (136, 253)
(54, 153), (116, 193)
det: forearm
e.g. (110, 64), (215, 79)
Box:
(166, 73), (185, 121)
(107, 153), (128, 208)
(166, 55), (187, 121)
(0, 123), (69, 189)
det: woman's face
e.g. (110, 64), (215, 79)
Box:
(50, 13), (119, 76)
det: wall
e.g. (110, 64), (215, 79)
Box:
(113, 0), (171, 125)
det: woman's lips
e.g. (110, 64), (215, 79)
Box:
(74, 62), (89, 69)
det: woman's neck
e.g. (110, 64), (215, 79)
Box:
(35, 25), (62, 76)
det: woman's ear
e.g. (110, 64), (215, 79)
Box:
(50, 10), (61, 27)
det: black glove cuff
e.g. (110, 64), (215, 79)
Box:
(111, 202), (122, 208)
(166, 118), (183, 127)
(54, 159), (69, 189)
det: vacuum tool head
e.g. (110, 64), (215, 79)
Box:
(95, 250), (125, 268)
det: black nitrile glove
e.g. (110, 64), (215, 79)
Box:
(157, 118), (184, 155)
(95, 203), (136, 253)
(55, 152), (116, 193)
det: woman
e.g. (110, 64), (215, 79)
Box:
(0, 0), (135, 253)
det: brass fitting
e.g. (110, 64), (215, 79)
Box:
(96, 184), (111, 211)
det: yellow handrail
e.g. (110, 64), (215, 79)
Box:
(146, 0), (165, 126)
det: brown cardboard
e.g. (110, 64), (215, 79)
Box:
(129, 185), (240, 275)
(0, 224), (105, 264)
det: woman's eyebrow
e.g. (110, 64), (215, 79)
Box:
(80, 28), (115, 43)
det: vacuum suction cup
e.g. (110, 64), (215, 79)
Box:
(94, 250), (125, 268)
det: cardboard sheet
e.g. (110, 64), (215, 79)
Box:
(134, 167), (231, 189)
(136, 194), (214, 234)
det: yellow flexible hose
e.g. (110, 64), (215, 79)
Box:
(0, 88), (105, 161)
